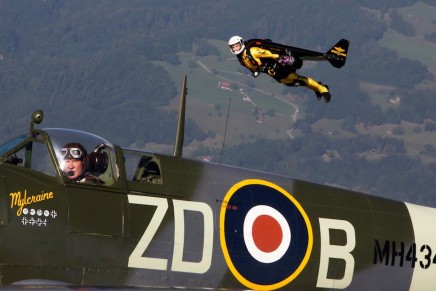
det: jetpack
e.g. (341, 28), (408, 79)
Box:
(247, 38), (350, 69)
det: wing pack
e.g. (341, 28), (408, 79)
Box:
(247, 38), (350, 68)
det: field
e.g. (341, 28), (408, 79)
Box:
(152, 9), (435, 162)
(365, 2), (436, 163)
(153, 39), (302, 151)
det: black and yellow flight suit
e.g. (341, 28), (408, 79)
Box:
(237, 42), (331, 102)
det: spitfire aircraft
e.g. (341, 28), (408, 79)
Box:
(1, 76), (436, 290)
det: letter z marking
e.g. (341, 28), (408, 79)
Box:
(128, 194), (168, 270)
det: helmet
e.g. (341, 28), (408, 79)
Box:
(228, 35), (245, 55)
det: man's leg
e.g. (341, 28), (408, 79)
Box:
(280, 72), (331, 103)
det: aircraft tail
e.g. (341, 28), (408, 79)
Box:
(325, 39), (349, 68)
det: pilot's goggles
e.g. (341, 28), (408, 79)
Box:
(61, 147), (83, 159)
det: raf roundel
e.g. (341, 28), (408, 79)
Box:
(220, 179), (313, 290)
(243, 205), (291, 263)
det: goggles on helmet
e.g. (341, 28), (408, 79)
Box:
(61, 147), (84, 160)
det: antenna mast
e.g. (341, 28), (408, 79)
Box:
(173, 75), (187, 158)
(220, 97), (231, 163)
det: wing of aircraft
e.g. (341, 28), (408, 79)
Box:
(1, 77), (435, 291)
(248, 38), (350, 68)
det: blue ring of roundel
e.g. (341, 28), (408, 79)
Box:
(220, 179), (313, 290)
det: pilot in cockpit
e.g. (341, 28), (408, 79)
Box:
(61, 142), (103, 185)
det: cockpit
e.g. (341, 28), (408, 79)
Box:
(0, 128), (119, 186)
(0, 123), (166, 192)
(48, 128), (119, 186)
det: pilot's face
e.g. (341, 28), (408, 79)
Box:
(230, 42), (242, 53)
(63, 159), (84, 179)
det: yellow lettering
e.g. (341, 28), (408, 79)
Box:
(9, 189), (55, 216)
(331, 46), (347, 57)
(9, 192), (20, 208)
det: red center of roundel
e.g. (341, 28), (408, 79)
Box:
(252, 214), (283, 253)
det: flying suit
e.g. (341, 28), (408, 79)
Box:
(237, 43), (330, 102)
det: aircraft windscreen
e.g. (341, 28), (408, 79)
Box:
(45, 128), (119, 186)
(0, 134), (28, 156)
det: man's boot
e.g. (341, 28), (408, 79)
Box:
(292, 76), (331, 103)
(302, 77), (331, 103)
(280, 73), (331, 103)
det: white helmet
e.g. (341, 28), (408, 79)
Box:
(228, 35), (245, 55)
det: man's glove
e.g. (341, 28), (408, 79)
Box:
(278, 55), (294, 66)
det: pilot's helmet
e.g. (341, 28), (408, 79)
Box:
(228, 35), (245, 55)
(60, 142), (87, 162)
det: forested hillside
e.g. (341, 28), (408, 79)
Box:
(0, 0), (435, 205)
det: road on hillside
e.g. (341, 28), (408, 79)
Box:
(195, 59), (299, 138)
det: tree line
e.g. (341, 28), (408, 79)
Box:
(0, 0), (434, 204)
